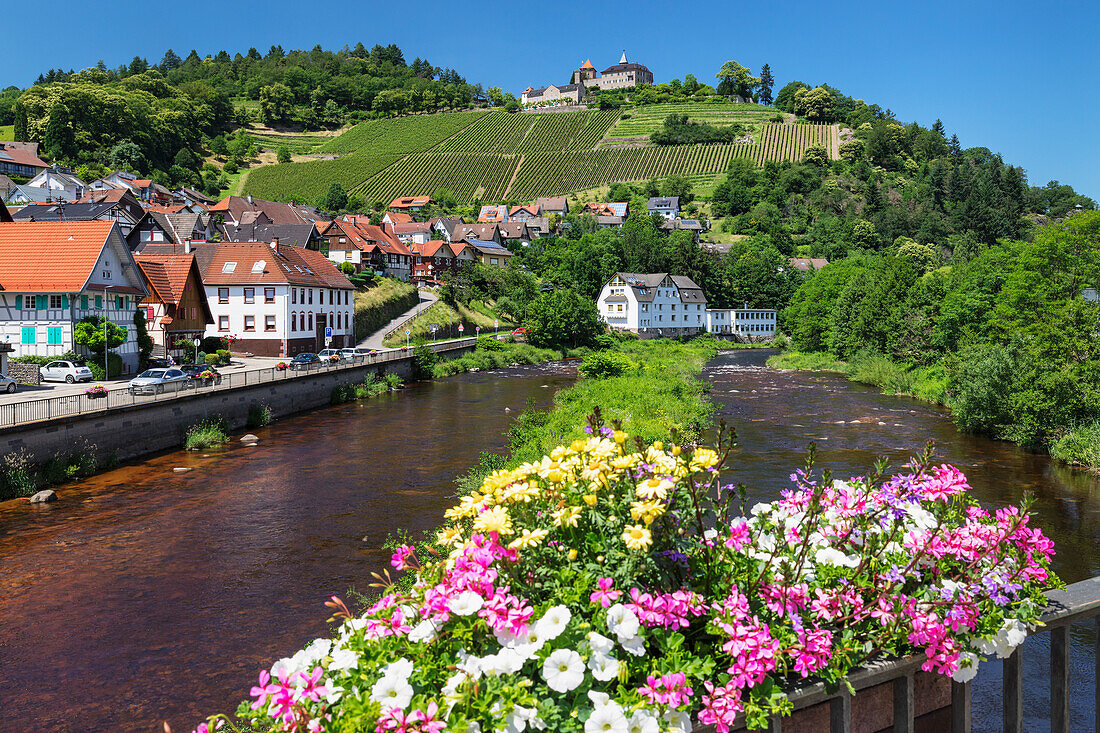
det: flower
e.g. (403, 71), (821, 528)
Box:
(588, 652), (620, 681)
(627, 710), (659, 733)
(509, 528), (549, 550)
(474, 506), (514, 536)
(606, 604), (640, 643)
(535, 605), (571, 640)
(542, 649), (585, 693)
(328, 647), (359, 672)
(370, 672), (413, 709)
(409, 618), (442, 644)
(636, 477), (672, 500)
(450, 591), (485, 616)
(622, 524), (652, 551)
(552, 506), (582, 527)
(585, 701), (629, 733)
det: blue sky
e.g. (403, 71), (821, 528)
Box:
(5, 0), (1098, 198)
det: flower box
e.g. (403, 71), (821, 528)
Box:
(275, 362), (289, 371)
(197, 413), (1057, 733)
(85, 386), (108, 399)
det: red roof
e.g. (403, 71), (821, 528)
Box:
(388, 196), (432, 209)
(131, 179), (152, 188)
(200, 242), (353, 288)
(210, 196), (315, 225)
(0, 143), (48, 170)
(134, 254), (196, 304)
(391, 222), (432, 234)
(384, 211), (413, 224)
(510, 205), (540, 217)
(0, 220), (115, 291)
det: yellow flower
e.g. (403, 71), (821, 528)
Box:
(637, 477), (672, 501)
(611, 454), (640, 470)
(630, 499), (665, 526)
(613, 430), (626, 444)
(437, 527), (463, 546)
(553, 506), (582, 528)
(690, 448), (720, 471)
(445, 493), (488, 520)
(672, 445), (681, 456)
(509, 528), (549, 550)
(474, 506), (513, 536)
(622, 524), (652, 551)
(583, 493), (598, 507)
(502, 482), (539, 503)
(567, 549), (578, 561)
(481, 469), (519, 495)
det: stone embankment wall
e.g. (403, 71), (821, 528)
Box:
(8, 363), (41, 385)
(0, 351), (451, 466)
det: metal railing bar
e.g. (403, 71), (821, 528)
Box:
(893, 673), (914, 733)
(1050, 625), (1069, 733)
(1004, 648), (1022, 733)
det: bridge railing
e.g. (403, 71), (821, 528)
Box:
(0, 338), (481, 430)
(750, 576), (1100, 732)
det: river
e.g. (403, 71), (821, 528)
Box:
(1, 351), (1097, 731)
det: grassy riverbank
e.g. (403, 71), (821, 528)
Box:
(768, 350), (951, 406)
(353, 278), (419, 341)
(458, 338), (718, 492)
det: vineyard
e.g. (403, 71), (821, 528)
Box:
(606, 102), (779, 139)
(249, 131), (331, 154)
(748, 123), (839, 163)
(352, 153), (518, 204)
(433, 110), (619, 154)
(316, 111), (488, 155)
(244, 155), (402, 202)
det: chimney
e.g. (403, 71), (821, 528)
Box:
(247, 194), (254, 206)
(271, 236), (279, 252)
(743, 301), (749, 310)
(185, 241), (192, 254)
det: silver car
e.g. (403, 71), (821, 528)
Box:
(0, 374), (16, 394)
(41, 360), (94, 384)
(128, 368), (188, 395)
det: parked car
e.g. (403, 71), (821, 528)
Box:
(339, 348), (360, 361)
(0, 374), (16, 394)
(178, 364), (223, 385)
(317, 348), (343, 362)
(41, 360), (94, 384)
(146, 357), (175, 369)
(511, 326), (530, 336)
(353, 347), (376, 357)
(127, 368), (189, 395)
(289, 353), (321, 371)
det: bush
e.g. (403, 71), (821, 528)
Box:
(87, 353), (123, 380)
(247, 403), (273, 428)
(592, 333), (618, 350)
(184, 417), (229, 450)
(476, 336), (505, 352)
(201, 336), (227, 353)
(412, 344), (438, 381)
(1051, 423), (1100, 468)
(577, 351), (638, 379)
(216, 349), (232, 364)
(0, 448), (38, 499)
(331, 372), (403, 405)
(205, 354), (221, 366)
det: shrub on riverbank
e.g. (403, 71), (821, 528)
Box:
(184, 417), (230, 451)
(247, 403), (273, 428)
(0, 440), (115, 500)
(577, 350), (637, 379)
(1050, 423), (1100, 468)
(769, 350), (950, 406)
(330, 373), (403, 405)
(432, 344), (564, 378)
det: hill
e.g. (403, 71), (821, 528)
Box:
(243, 104), (842, 204)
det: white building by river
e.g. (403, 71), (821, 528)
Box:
(706, 306), (777, 339)
(596, 273), (706, 338)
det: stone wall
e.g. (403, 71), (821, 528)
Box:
(0, 352), (440, 466)
(9, 362), (41, 385)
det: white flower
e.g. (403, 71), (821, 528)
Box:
(383, 657), (415, 680)
(535, 605), (572, 640)
(977, 619), (1029, 658)
(814, 546), (860, 568)
(304, 638), (332, 662)
(587, 690), (611, 709)
(703, 528), (718, 541)
(409, 618), (442, 644)
(328, 647), (360, 672)
(457, 650), (485, 680)
(951, 652), (980, 683)
(627, 710), (659, 733)
(588, 652), (620, 681)
(588, 632), (616, 656)
(370, 673), (414, 709)
(606, 604), (640, 642)
(542, 649), (585, 692)
(750, 502), (772, 516)
(485, 647), (526, 675)
(271, 657), (297, 679)
(585, 701), (628, 733)
(503, 705), (545, 733)
(461, 722), (482, 733)
(325, 684), (344, 705)
(664, 709), (692, 733)
(451, 591), (485, 616)
(443, 671), (468, 698)
(619, 635), (646, 657)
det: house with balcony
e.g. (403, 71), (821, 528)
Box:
(596, 273), (707, 338)
(320, 217), (412, 281)
(134, 253), (214, 360)
(0, 220), (149, 372)
(0, 142), (49, 179)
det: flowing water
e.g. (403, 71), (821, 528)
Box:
(1, 351), (1097, 731)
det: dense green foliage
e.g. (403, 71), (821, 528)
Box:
(330, 372), (403, 404)
(782, 212), (1100, 453)
(0, 440), (111, 500)
(650, 113), (745, 145)
(525, 291), (604, 349)
(431, 343), (564, 377)
(184, 417), (230, 450)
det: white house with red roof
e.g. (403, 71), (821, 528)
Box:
(198, 240), (354, 356)
(388, 196), (432, 212)
(0, 220), (149, 371)
(321, 216), (412, 281)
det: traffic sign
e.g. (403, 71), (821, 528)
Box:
(458, 324), (464, 333)
(193, 338), (201, 347)
(405, 328), (411, 335)
(325, 327), (333, 338)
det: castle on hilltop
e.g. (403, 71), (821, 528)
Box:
(522, 51), (653, 107)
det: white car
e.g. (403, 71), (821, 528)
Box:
(127, 368), (189, 395)
(317, 348), (344, 361)
(0, 374), (16, 394)
(41, 360), (94, 384)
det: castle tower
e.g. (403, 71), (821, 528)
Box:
(572, 58), (598, 86)
(620, 50), (628, 64)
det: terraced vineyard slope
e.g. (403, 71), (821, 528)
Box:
(604, 102), (779, 142)
(317, 111), (489, 155)
(433, 110), (619, 154)
(245, 155), (403, 202)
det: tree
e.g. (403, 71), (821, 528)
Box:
(683, 74), (699, 94)
(109, 140), (145, 173)
(802, 145), (828, 167)
(160, 49), (182, 73)
(210, 135), (228, 157)
(277, 146), (291, 164)
(74, 316), (127, 354)
(793, 86), (834, 122)
(774, 81), (810, 112)
(525, 290), (603, 349)
(127, 56), (148, 76)
(715, 60), (759, 99)
(758, 64), (774, 106)
(259, 83), (294, 124)
(319, 182), (348, 212)
(43, 101), (75, 160)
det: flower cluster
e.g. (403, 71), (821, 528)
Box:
(215, 420), (1058, 733)
(85, 384), (108, 396)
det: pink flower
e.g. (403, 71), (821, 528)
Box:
(409, 701), (446, 733)
(698, 681), (743, 733)
(637, 672), (693, 707)
(590, 577), (622, 608)
(299, 666), (329, 704)
(391, 545), (416, 571)
(725, 519), (750, 551)
(249, 669), (274, 711)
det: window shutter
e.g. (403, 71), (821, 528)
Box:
(95, 295), (103, 309)
(62, 295), (69, 309)
(36, 295), (47, 309)
(81, 295), (88, 310)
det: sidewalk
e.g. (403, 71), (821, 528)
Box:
(357, 289), (438, 350)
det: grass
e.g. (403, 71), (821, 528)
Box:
(769, 350), (951, 406)
(353, 278), (420, 341)
(432, 342), (565, 377)
(606, 102), (777, 139)
(0, 439), (114, 500)
(184, 417), (230, 451)
(382, 300), (507, 347)
(457, 338), (719, 493)
(331, 372), (403, 405)
(0, 125), (14, 140)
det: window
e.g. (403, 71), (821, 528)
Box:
(616, 304), (623, 312)
(222, 262), (237, 273)
(291, 313), (298, 331)
(219, 316), (229, 331)
(329, 290), (333, 305)
(265, 288), (275, 303)
(490, 257), (499, 265)
(308, 313), (314, 330)
(265, 315), (276, 331)
(102, 270), (112, 279)
(308, 290), (313, 305)
(23, 295), (35, 309)
(252, 260), (266, 274)
(607, 304), (614, 313)
(47, 327), (62, 345)
(244, 288), (255, 304)
(218, 288), (229, 304)
(21, 326), (35, 344)
(299, 288), (305, 303)
(244, 315), (255, 331)
(49, 294), (62, 309)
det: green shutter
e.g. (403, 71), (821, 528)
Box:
(21, 326), (35, 345)
(81, 294), (88, 310)
(47, 327), (62, 345)
(36, 295), (46, 309)
(94, 294), (102, 309)
(62, 295), (69, 309)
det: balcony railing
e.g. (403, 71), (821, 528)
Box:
(747, 576), (1100, 732)
(0, 338), (481, 430)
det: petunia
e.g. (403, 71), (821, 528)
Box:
(542, 649), (585, 693)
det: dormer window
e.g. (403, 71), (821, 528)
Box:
(252, 260), (266, 273)
(222, 262), (237, 273)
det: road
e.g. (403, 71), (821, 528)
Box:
(357, 289), (438, 350)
